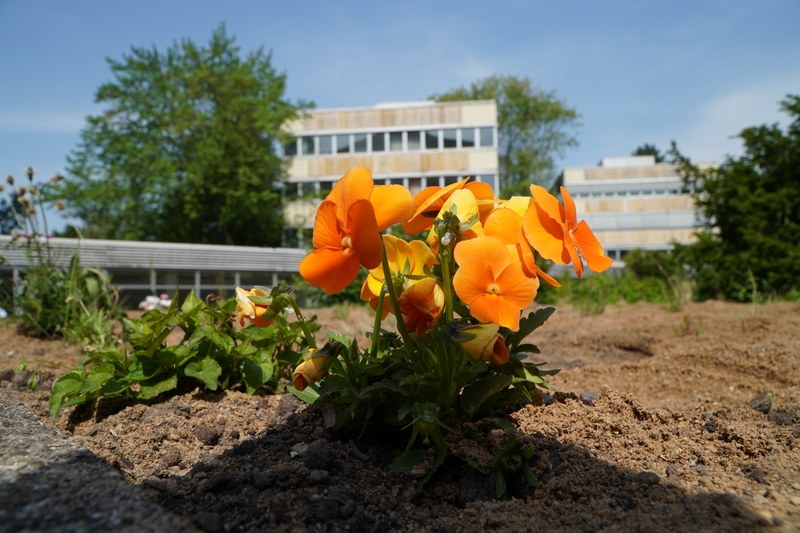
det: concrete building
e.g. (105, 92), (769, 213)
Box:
(560, 155), (698, 263)
(280, 100), (499, 245)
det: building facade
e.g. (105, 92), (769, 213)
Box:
(280, 100), (499, 245)
(560, 155), (698, 263)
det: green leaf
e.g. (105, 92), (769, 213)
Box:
(180, 291), (204, 316)
(137, 374), (178, 400)
(512, 343), (540, 355)
(288, 384), (320, 404)
(505, 307), (555, 351)
(459, 373), (513, 418)
(184, 357), (222, 390)
(49, 370), (84, 418)
(241, 358), (273, 394)
(190, 324), (235, 353)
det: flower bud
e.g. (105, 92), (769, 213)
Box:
(292, 351), (333, 391)
(457, 323), (510, 365)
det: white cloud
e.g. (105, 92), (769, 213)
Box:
(0, 111), (86, 133)
(677, 76), (799, 164)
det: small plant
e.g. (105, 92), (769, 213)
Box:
(1, 167), (121, 347)
(49, 286), (318, 418)
(283, 167), (612, 492)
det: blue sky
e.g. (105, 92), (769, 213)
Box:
(1, 0), (799, 229)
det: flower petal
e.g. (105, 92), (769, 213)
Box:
(347, 199), (382, 269)
(573, 220), (613, 273)
(370, 184), (415, 231)
(522, 201), (569, 264)
(327, 167), (374, 221)
(484, 207), (523, 246)
(311, 201), (343, 250)
(403, 178), (469, 234)
(560, 186), (578, 229)
(299, 248), (361, 295)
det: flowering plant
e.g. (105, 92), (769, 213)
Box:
(244, 166), (611, 492)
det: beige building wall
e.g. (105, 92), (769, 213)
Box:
(561, 156), (700, 264)
(281, 100), (499, 244)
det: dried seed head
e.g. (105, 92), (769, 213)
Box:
(56, 199), (66, 211)
(50, 174), (64, 185)
(26, 207), (36, 217)
(29, 186), (40, 196)
(17, 196), (30, 207)
(17, 186), (27, 196)
(6, 175), (13, 186)
(26, 167), (34, 181)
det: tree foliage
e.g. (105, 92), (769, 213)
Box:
(632, 143), (665, 163)
(60, 25), (309, 246)
(672, 95), (800, 301)
(432, 75), (579, 196)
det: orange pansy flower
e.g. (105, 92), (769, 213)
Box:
(522, 185), (612, 278)
(483, 207), (560, 288)
(403, 179), (498, 236)
(235, 287), (273, 328)
(453, 236), (538, 331)
(398, 277), (445, 337)
(299, 167), (414, 295)
(360, 234), (437, 319)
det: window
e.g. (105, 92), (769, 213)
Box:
(479, 127), (494, 147)
(444, 175), (458, 186)
(461, 128), (475, 148)
(336, 134), (351, 154)
(408, 177), (422, 194)
(425, 130), (440, 150)
(478, 174), (497, 192)
(371, 132), (385, 152)
(442, 128), (457, 149)
(407, 131), (421, 150)
(319, 181), (333, 194)
(301, 136), (315, 156)
(423, 176), (440, 188)
(353, 133), (367, 153)
(283, 140), (297, 156)
(389, 131), (403, 151)
(318, 135), (332, 154)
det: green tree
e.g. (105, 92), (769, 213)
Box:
(60, 25), (309, 246)
(632, 143), (665, 162)
(432, 75), (579, 196)
(672, 94), (800, 301)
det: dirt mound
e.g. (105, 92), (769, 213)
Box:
(2, 300), (799, 531)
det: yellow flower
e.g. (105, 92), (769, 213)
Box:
(458, 323), (510, 365)
(235, 287), (273, 328)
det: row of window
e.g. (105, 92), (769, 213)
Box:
(283, 174), (498, 200)
(283, 126), (496, 157)
(570, 187), (689, 199)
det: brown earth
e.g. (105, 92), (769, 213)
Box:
(1, 300), (799, 532)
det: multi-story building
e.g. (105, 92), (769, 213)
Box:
(280, 100), (499, 246)
(560, 155), (699, 263)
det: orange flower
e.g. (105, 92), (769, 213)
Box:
(292, 350), (333, 391)
(235, 287), (273, 328)
(398, 277), (445, 337)
(458, 323), (510, 365)
(483, 206), (560, 288)
(299, 167), (414, 294)
(403, 179), (497, 235)
(522, 185), (612, 278)
(360, 234), (437, 319)
(453, 236), (538, 331)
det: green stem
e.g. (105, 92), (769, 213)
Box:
(290, 300), (318, 350)
(440, 245), (455, 322)
(369, 285), (385, 358)
(381, 239), (414, 350)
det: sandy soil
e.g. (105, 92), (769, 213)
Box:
(1, 300), (799, 532)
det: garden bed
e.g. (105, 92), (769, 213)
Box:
(1, 300), (799, 532)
